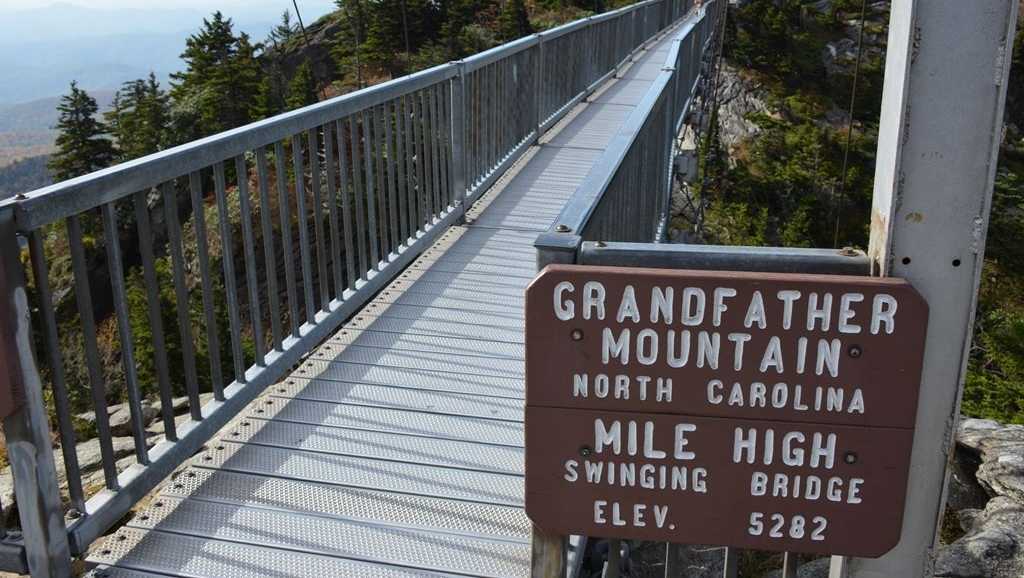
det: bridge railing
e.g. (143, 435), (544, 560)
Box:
(0, 0), (693, 575)
(536, 0), (720, 268)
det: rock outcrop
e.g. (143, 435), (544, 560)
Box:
(935, 418), (1024, 577)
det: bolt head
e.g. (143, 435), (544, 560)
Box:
(555, 224), (571, 233)
(571, 328), (584, 341)
(848, 345), (863, 358)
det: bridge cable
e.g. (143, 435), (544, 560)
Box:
(832, 0), (869, 248)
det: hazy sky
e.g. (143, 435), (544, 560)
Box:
(0, 0), (337, 17)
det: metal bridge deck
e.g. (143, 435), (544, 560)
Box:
(86, 25), (683, 578)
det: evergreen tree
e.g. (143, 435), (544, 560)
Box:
(170, 12), (263, 141)
(496, 0), (533, 42)
(287, 61), (320, 110)
(270, 10), (298, 46)
(48, 81), (116, 181)
(106, 73), (171, 161)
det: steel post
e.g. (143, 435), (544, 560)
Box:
(832, 0), (1019, 576)
(0, 208), (73, 577)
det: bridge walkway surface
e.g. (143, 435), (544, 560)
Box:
(84, 22), (686, 578)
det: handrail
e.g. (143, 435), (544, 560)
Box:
(536, 0), (722, 264)
(0, 1), (695, 574)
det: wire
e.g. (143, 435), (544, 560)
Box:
(833, 0), (869, 248)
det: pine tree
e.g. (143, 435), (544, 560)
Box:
(287, 61), (319, 110)
(170, 12), (263, 140)
(496, 0), (532, 41)
(270, 10), (298, 46)
(106, 73), (171, 161)
(48, 81), (116, 181)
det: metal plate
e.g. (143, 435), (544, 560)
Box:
(328, 328), (524, 359)
(526, 266), (928, 427)
(162, 468), (531, 539)
(525, 407), (915, 557)
(544, 104), (637, 150)
(226, 418), (523, 474)
(122, 497), (530, 577)
(88, 528), (447, 577)
(270, 376), (524, 418)
(524, 265), (929, 557)
(249, 397), (523, 445)
(290, 361), (523, 398)
(309, 344), (524, 378)
(193, 442), (524, 506)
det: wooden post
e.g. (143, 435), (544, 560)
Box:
(531, 525), (566, 578)
(0, 208), (73, 577)
(832, 0), (1019, 576)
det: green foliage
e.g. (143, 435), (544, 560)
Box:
(105, 73), (171, 161)
(48, 81), (115, 181)
(497, 0), (533, 42)
(170, 12), (263, 141)
(286, 61), (319, 110)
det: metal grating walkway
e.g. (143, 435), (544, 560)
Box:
(86, 24), (685, 578)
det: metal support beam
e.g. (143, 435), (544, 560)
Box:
(451, 61), (468, 222)
(0, 209), (73, 577)
(579, 241), (870, 275)
(833, 0), (1019, 576)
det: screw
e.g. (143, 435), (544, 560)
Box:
(579, 446), (593, 457)
(848, 345), (862, 358)
(595, 240), (607, 248)
(571, 328), (584, 341)
(844, 451), (858, 465)
(15, 193), (26, 200)
(67, 508), (82, 519)
(555, 224), (571, 232)
(839, 246), (858, 257)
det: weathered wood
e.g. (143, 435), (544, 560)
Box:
(531, 525), (566, 578)
(0, 209), (73, 576)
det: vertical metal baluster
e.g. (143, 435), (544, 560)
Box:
(384, 100), (400, 252)
(483, 65), (492, 173)
(439, 82), (452, 207)
(256, 148), (283, 351)
(722, 547), (738, 578)
(273, 143), (300, 339)
(374, 106), (389, 259)
(394, 98), (410, 243)
(291, 134), (316, 324)
(433, 83), (449, 208)
(307, 128), (330, 311)
(427, 85), (441, 215)
(451, 64), (467, 212)
(362, 109), (380, 270)
(213, 162), (246, 383)
(190, 171), (225, 399)
(66, 215), (118, 487)
(234, 155), (265, 365)
(350, 115), (369, 279)
(414, 90), (429, 225)
(163, 183), (203, 422)
(335, 120), (357, 287)
(782, 552), (799, 578)
(132, 190), (177, 440)
(323, 124), (344, 299)
(27, 230), (85, 511)
(404, 94), (421, 232)
(101, 202), (149, 464)
(605, 539), (620, 578)
(419, 89), (435, 221)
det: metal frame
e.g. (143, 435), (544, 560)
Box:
(532, 0), (1018, 576)
(833, 1), (1019, 576)
(0, 2), (693, 575)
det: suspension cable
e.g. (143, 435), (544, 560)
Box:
(833, 0), (869, 248)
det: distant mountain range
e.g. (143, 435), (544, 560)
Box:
(0, 1), (335, 106)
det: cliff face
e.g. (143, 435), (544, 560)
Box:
(262, 13), (344, 94)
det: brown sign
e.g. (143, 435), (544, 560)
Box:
(524, 265), (928, 557)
